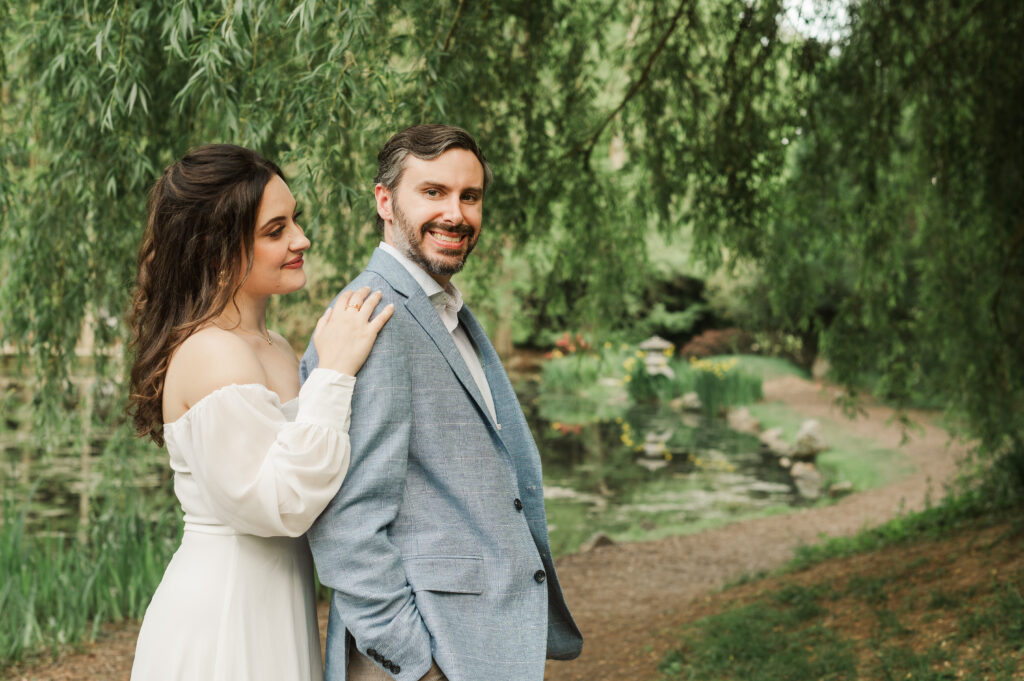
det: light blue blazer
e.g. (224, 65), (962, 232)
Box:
(300, 249), (582, 681)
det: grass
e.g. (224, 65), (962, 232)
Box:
(725, 354), (810, 381)
(0, 489), (181, 666)
(655, 501), (1024, 681)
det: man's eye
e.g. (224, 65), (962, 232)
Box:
(425, 189), (440, 197)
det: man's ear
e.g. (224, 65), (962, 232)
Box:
(374, 184), (393, 222)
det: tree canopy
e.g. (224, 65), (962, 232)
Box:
(1, 0), (1021, 495)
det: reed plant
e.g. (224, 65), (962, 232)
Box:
(687, 356), (763, 417)
(0, 486), (181, 665)
(626, 355), (763, 416)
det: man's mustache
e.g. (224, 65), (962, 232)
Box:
(420, 221), (474, 238)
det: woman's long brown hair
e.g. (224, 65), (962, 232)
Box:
(128, 144), (285, 446)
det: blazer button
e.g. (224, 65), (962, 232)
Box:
(534, 569), (547, 583)
(366, 648), (378, 659)
(390, 663), (401, 673)
(514, 498), (523, 511)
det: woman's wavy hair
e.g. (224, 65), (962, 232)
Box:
(128, 144), (285, 446)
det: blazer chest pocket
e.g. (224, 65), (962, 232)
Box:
(403, 555), (484, 595)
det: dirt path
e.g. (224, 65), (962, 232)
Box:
(5, 376), (966, 681)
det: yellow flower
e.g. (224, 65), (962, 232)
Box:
(552, 422), (563, 431)
(604, 341), (612, 350)
(623, 374), (632, 383)
(662, 347), (674, 357)
(615, 417), (623, 424)
(551, 349), (563, 358)
(620, 343), (629, 351)
(664, 452), (673, 461)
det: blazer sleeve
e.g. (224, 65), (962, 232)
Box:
(304, 301), (434, 681)
(175, 368), (355, 537)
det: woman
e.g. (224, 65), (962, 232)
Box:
(128, 144), (391, 680)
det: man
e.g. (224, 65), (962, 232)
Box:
(300, 124), (582, 681)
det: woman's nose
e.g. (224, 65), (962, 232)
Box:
(291, 225), (311, 251)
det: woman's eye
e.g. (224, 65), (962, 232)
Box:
(269, 227), (285, 238)
(293, 208), (303, 221)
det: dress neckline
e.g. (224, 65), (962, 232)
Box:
(164, 383), (299, 428)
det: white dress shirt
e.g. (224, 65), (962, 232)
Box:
(378, 242), (497, 423)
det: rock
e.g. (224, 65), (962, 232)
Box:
(680, 412), (701, 428)
(759, 427), (791, 457)
(636, 458), (669, 472)
(670, 392), (703, 413)
(746, 481), (793, 496)
(726, 407), (761, 435)
(579, 531), (616, 553)
(791, 461), (823, 500)
(811, 356), (831, 381)
(792, 419), (828, 460)
(828, 480), (854, 498)
(778, 456), (792, 469)
(543, 485), (609, 510)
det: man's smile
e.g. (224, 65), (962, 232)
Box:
(426, 228), (469, 250)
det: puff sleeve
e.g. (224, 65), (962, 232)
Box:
(170, 368), (355, 537)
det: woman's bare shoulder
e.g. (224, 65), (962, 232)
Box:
(165, 327), (269, 415)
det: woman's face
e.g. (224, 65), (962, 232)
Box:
(239, 174), (310, 297)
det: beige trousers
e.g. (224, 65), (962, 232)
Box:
(347, 651), (447, 681)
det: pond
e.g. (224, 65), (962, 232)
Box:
(514, 369), (802, 556)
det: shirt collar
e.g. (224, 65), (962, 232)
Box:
(379, 241), (464, 316)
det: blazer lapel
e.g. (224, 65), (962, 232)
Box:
(458, 306), (519, 438)
(366, 249), (495, 426)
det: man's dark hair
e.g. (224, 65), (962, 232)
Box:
(374, 124), (493, 233)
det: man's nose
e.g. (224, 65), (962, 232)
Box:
(439, 195), (464, 225)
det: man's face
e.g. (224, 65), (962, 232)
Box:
(376, 148), (485, 283)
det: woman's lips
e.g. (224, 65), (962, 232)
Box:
(282, 256), (304, 269)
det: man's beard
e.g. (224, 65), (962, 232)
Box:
(391, 199), (477, 277)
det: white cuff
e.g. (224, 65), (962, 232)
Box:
(296, 368), (356, 431)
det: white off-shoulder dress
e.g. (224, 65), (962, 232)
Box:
(131, 368), (355, 681)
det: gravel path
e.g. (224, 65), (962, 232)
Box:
(5, 376), (965, 681)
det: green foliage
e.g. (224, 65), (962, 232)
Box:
(787, 494), (1008, 571)
(0, 488), (181, 663)
(658, 597), (856, 681)
(722, 0), (1024, 499)
(659, 508), (1024, 680)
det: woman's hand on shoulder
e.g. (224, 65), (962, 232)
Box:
(170, 327), (268, 411)
(313, 286), (394, 377)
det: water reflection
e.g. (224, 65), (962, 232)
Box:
(519, 379), (798, 535)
